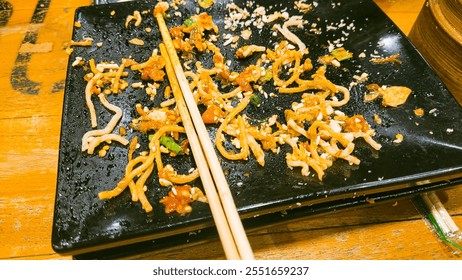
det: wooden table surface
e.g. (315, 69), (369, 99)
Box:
(1, 0), (461, 260)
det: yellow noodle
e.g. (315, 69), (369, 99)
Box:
(168, 170), (200, 184)
(99, 155), (148, 200)
(89, 58), (99, 74)
(184, 71), (199, 91)
(86, 133), (129, 154)
(85, 72), (102, 128)
(215, 97), (250, 160)
(135, 163), (155, 212)
(354, 132), (382, 151)
(148, 125), (199, 184)
(82, 93), (123, 151)
(279, 79), (336, 93)
(272, 51), (302, 87)
(128, 181), (138, 201)
(149, 125), (186, 171)
(115, 152), (155, 192)
(308, 121), (350, 148)
(247, 134), (265, 166)
(325, 138), (360, 165)
(328, 85), (350, 107)
(220, 86), (242, 99)
(111, 60), (127, 93)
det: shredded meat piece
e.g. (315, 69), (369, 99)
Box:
(371, 53), (402, 65)
(235, 45), (266, 59)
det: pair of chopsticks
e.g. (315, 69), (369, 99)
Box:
(421, 192), (459, 235)
(416, 192), (461, 251)
(154, 12), (254, 260)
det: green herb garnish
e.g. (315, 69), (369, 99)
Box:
(160, 136), (183, 154)
(331, 47), (353, 61)
(184, 18), (196, 27)
(250, 94), (261, 107)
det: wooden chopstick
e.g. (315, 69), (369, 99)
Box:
(156, 15), (254, 260)
(427, 192), (459, 233)
(159, 44), (241, 260)
(421, 192), (459, 235)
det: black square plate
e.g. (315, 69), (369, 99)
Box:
(53, 0), (462, 256)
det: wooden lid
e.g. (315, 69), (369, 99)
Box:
(409, 0), (462, 104)
(430, 0), (462, 44)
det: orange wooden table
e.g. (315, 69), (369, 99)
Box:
(1, 0), (461, 260)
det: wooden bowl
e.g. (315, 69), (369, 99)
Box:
(409, 0), (462, 105)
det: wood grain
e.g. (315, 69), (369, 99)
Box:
(1, 0), (461, 260)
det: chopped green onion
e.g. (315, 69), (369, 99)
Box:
(184, 18), (196, 27)
(160, 136), (183, 154)
(250, 94), (261, 107)
(260, 69), (273, 83)
(331, 47), (353, 61)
